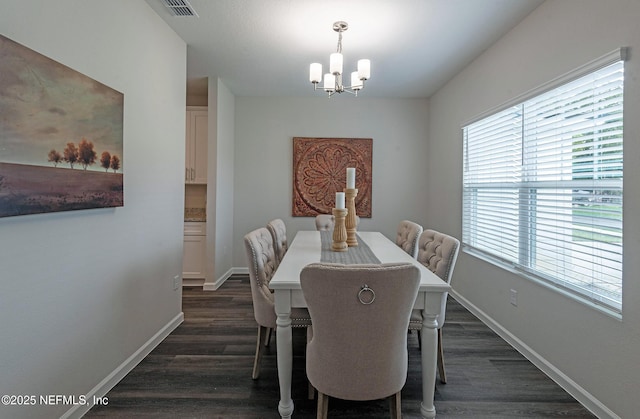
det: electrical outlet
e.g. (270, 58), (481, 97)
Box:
(173, 275), (181, 290)
(510, 289), (518, 306)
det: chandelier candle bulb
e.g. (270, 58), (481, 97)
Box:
(346, 167), (356, 188)
(357, 59), (371, 80)
(335, 192), (345, 209)
(324, 73), (335, 92)
(310, 63), (322, 83)
(330, 52), (343, 75)
(351, 72), (363, 90)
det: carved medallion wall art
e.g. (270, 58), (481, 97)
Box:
(293, 137), (372, 217)
(0, 34), (124, 218)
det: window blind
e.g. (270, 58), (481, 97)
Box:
(463, 57), (624, 313)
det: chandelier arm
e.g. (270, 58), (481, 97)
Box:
(344, 80), (366, 90)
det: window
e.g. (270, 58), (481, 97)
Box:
(462, 50), (625, 313)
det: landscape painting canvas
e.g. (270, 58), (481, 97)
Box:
(0, 34), (124, 218)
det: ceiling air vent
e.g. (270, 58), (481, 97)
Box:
(162, 0), (198, 17)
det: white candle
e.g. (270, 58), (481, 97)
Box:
(335, 192), (345, 209)
(346, 167), (356, 189)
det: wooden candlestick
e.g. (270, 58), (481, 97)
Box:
(345, 188), (358, 246)
(331, 207), (348, 252)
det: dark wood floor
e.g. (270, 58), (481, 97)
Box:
(86, 275), (595, 418)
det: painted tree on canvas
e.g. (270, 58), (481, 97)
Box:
(110, 155), (120, 173)
(63, 142), (79, 169)
(48, 149), (62, 167)
(78, 138), (97, 170)
(100, 151), (111, 172)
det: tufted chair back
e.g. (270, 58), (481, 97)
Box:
(395, 220), (423, 259)
(243, 227), (279, 328)
(416, 229), (460, 327)
(315, 214), (335, 231)
(315, 214), (360, 231)
(267, 218), (288, 266)
(301, 262), (420, 417)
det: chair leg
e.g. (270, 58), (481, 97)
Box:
(308, 382), (316, 400)
(317, 391), (329, 419)
(252, 325), (269, 380)
(264, 326), (272, 347)
(437, 328), (446, 384)
(306, 326), (316, 400)
(388, 391), (402, 419)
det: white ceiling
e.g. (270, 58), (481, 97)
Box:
(144, 0), (543, 98)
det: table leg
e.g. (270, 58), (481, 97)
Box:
(420, 292), (444, 419)
(275, 291), (294, 419)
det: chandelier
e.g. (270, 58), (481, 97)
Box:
(309, 21), (371, 97)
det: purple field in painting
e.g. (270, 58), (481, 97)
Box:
(0, 162), (123, 218)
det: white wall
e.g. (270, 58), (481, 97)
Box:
(427, 1), (640, 417)
(233, 96), (429, 266)
(206, 79), (235, 287)
(0, 1), (186, 418)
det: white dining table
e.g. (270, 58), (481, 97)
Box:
(269, 230), (450, 418)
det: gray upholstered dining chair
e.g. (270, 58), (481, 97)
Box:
(243, 227), (311, 379)
(395, 220), (423, 259)
(267, 218), (288, 266)
(408, 229), (460, 384)
(315, 214), (359, 231)
(301, 262), (420, 418)
(315, 214), (334, 231)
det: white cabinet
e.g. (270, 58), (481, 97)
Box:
(185, 107), (208, 184)
(183, 222), (206, 279)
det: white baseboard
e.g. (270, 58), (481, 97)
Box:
(182, 278), (205, 287)
(61, 312), (184, 419)
(450, 290), (619, 419)
(232, 267), (249, 275)
(203, 267), (248, 291)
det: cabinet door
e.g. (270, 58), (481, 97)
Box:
(185, 112), (192, 182)
(183, 234), (206, 279)
(185, 110), (208, 184)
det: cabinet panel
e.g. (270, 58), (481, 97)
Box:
(184, 221), (206, 235)
(191, 111), (208, 184)
(185, 108), (208, 184)
(183, 234), (206, 279)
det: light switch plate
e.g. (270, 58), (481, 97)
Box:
(510, 289), (518, 306)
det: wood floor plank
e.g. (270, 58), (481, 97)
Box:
(86, 275), (595, 418)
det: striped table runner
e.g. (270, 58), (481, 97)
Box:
(319, 231), (381, 264)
